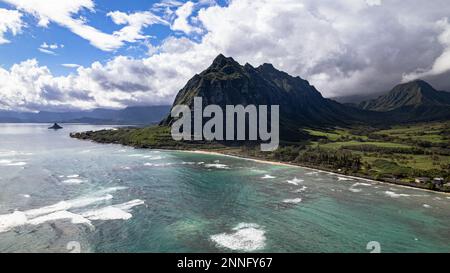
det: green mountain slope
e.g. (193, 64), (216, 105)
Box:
(359, 80), (450, 112)
(160, 54), (372, 140)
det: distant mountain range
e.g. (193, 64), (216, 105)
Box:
(0, 105), (170, 125)
(359, 80), (450, 111)
(356, 80), (450, 122)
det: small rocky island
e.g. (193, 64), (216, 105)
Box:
(48, 123), (63, 130)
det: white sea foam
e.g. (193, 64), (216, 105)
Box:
(349, 182), (372, 193)
(0, 211), (28, 233)
(0, 151), (15, 157)
(7, 162), (27, 166)
(286, 178), (303, 185)
(384, 191), (410, 198)
(0, 150), (33, 157)
(283, 198), (302, 204)
(181, 162), (196, 165)
(261, 174), (275, 179)
(143, 155), (164, 160)
(204, 163), (230, 169)
(305, 171), (319, 175)
(81, 199), (145, 221)
(113, 199), (145, 211)
(24, 194), (114, 219)
(0, 187), (137, 233)
(210, 223), (266, 252)
(28, 211), (93, 228)
(423, 204), (431, 208)
(128, 154), (144, 157)
(0, 160), (27, 166)
(338, 177), (353, 181)
(66, 174), (80, 178)
(144, 163), (174, 167)
(82, 207), (132, 220)
(20, 194), (31, 198)
(62, 178), (87, 185)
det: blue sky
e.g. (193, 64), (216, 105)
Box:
(0, 0), (226, 76)
(0, 0), (449, 112)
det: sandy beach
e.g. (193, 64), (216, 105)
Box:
(174, 149), (450, 196)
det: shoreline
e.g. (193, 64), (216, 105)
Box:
(172, 149), (450, 196)
(69, 131), (449, 196)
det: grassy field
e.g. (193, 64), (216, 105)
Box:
(311, 140), (412, 149)
(375, 124), (449, 144)
(303, 122), (450, 185)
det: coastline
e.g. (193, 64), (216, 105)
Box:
(68, 130), (449, 195)
(172, 149), (450, 196)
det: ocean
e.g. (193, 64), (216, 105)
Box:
(0, 124), (449, 253)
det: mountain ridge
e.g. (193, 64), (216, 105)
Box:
(0, 105), (170, 125)
(161, 54), (372, 137)
(359, 80), (450, 111)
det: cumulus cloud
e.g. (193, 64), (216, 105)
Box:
(2, 0), (166, 51)
(0, 59), (96, 111)
(0, 8), (23, 44)
(188, 0), (450, 97)
(107, 11), (168, 43)
(171, 1), (202, 34)
(403, 18), (450, 82)
(0, 54), (188, 111)
(2, 0), (450, 111)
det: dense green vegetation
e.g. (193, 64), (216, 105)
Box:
(303, 122), (450, 190)
(71, 121), (450, 192)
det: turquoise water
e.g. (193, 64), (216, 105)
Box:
(0, 124), (449, 253)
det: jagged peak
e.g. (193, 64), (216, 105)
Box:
(260, 63), (275, 69)
(210, 54), (239, 69)
(244, 62), (254, 69)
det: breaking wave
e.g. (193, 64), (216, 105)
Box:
(286, 178), (303, 185)
(349, 182), (372, 193)
(204, 163), (230, 169)
(0, 160), (27, 166)
(338, 177), (354, 181)
(210, 223), (266, 252)
(384, 191), (410, 198)
(0, 187), (143, 233)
